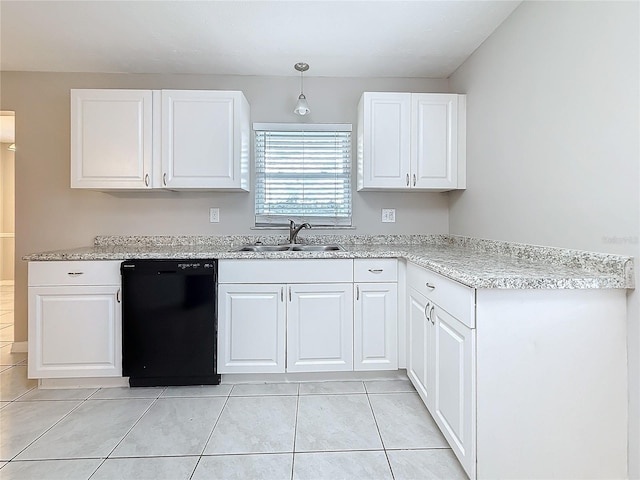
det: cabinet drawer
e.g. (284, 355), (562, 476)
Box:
(407, 262), (475, 328)
(354, 259), (397, 282)
(219, 259), (353, 284)
(29, 261), (122, 287)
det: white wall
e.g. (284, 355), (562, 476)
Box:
(448, 1), (640, 476)
(0, 71), (451, 343)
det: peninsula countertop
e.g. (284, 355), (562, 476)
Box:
(23, 234), (634, 290)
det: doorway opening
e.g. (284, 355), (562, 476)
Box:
(0, 111), (15, 343)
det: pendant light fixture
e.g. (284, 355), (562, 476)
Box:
(293, 62), (310, 116)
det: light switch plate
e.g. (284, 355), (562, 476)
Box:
(209, 208), (220, 223)
(382, 208), (396, 223)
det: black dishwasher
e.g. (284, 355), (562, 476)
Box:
(121, 259), (220, 387)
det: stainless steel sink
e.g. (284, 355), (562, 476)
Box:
(290, 244), (342, 252)
(234, 244), (343, 252)
(235, 245), (292, 252)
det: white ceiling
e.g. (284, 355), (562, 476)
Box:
(0, 0), (521, 78)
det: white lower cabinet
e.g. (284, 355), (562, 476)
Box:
(407, 263), (628, 480)
(431, 304), (475, 477)
(218, 259), (399, 375)
(218, 282), (353, 374)
(217, 259), (360, 374)
(217, 284), (286, 373)
(28, 261), (122, 379)
(407, 287), (431, 403)
(408, 264), (476, 479)
(354, 282), (398, 371)
(287, 284), (353, 372)
(353, 258), (399, 371)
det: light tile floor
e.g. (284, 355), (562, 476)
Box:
(0, 284), (468, 480)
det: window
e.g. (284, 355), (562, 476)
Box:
(254, 123), (352, 227)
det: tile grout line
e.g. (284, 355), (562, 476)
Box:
(365, 389), (396, 480)
(101, 389), (166, 461)
(5, 365), (37, 403)
(3, 375), (441, 476)
(188, 455), (203, 480)
(86, 386), (167, 480)
(194, 386), (234, 477)
(5, 391), (97, 463)
(290, 385), (301, 480)
(85, 457), (107, 480)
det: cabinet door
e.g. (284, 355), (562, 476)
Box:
(161, 90), (249, 190)
(432, 304), (476, 479)
(287, 283), (353, 372)
(357, 92), (411, 190)
(354, 283), (398, 371)
(407, 288), (431, 404)
(71, 89), (153, 189)
(218, 284), (285, 374)
(28, 285), (122, 378)
(411, 94), (459, 190)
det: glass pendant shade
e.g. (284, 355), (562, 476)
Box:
(294, 62), (310, 116)
(294, 94), (310, 116)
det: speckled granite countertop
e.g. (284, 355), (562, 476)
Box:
(23, 234), (634, 290)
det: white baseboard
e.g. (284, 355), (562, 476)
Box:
(220, 369), (408, 385)
(39, 377), (129, 389)
(11, 341), (27, 353)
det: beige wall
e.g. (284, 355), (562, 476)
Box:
(0, 71), (452, 343)
(1, 143), (15, 281)
(448, 1), (640, 476)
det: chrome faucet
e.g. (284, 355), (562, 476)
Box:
(289, 220), (311, 244)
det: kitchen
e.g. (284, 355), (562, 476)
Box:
(0, 1), (638, 479)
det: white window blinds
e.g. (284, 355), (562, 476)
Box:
(254, 123), (352, 227)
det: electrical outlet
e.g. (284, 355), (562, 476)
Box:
(209, 208), (220, 223)
(381, 208), (396, 223)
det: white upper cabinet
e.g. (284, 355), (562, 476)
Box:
(161, 90), (250, 191)
(412, 94), (463, 190)
(71, 89), (153, 189)
(357, 92), (466, 191)
(71, 89), (250, 191)
(357, 92), (412, 190)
